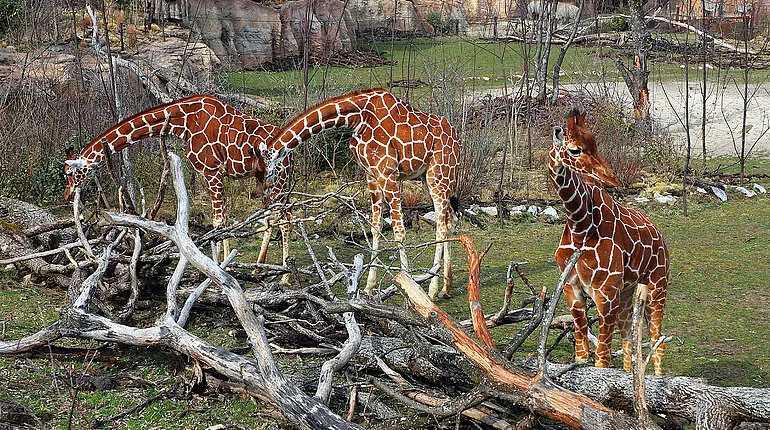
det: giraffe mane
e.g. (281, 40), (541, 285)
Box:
(270, 88), (392, 153)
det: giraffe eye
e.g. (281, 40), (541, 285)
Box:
(568, 147), (582, 157)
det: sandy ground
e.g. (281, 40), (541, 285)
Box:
(483, 80), (770, 157)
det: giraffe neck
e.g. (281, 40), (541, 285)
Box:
(548, 146), (594, 236)
(76, 96), (209, 168)
(271, 88), (390, 153)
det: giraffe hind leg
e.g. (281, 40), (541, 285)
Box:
(426, 172), (452, 299)
(617, 284), (636, 373)
(365, 178), (383, 295)
(646, 273), (668, 376)
(564, 281), (591, 363)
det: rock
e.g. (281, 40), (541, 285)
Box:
(384, 217), (393, 225)
(479, 206), (498, 217)
(156, 0), (357, 70)
(134, 36), (221, 91)
(733, 186), (756, 198)
(422, 211), (436, 223)
(696, 187), (707, 194)
(753, 183), (767, 194)
(542, 206), (558, 218)
(511, 205), (527, 213)
(653, 192), (676, 205)
(527, 205), (540, 217)
(634, 196), (650, 203)
(349, 0), (432, 33)
(279, 0), (357, 59)
(710, 186), (728, 202)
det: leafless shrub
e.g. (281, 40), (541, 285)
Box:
(454, 126), (504, 202)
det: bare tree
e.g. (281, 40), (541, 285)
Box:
(610, 0), (652, 133)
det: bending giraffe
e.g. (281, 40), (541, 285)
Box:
(548, 109), (670, 375)
(263, 88), (461, 298)
(62, 95), (293, 278)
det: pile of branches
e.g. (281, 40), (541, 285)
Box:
(1, 154), (769, 429)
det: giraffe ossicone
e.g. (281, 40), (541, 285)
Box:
(549, 108), (670, 376)
(62, 95), (293, 283)
(266, 88), (461, 298)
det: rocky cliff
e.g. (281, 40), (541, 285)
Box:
(152, 0), (438, 69)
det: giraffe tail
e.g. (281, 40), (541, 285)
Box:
(450, 196), (460, 214)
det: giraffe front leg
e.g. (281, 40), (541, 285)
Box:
(254, 220), (272, 275)
(593, 279), (621, 369)
(564, 281), (591, 363)
(365, 179), (383, 294)
(204, 170), (227, 261)
(279, 221), (292, 285)
(382, 182), (409, 273)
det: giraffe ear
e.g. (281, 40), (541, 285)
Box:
(566, 107), (586, 130)
(553, 126), (564, 147)
(65, 159), (85, 169)
(65, 146), (76, 159)
(575, 111), (586, 127)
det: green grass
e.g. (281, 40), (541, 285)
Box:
(228, 36), (770, 106)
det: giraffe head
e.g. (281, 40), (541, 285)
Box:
(246, 147), (267, 182)
(551, 109), (621, 188)
(63, 146), (89, 200)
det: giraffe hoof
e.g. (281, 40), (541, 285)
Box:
(436, 291), (452, 299)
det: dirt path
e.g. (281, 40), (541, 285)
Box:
(483, 80), (770, 157)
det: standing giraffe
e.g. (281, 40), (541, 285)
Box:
(263, 88), (461, 298)
(63, 95), (293, 278)
(549, 109), (670, 375)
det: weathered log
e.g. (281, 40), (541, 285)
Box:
(552, 365), (770, 430)
(394, 271), (637, 429)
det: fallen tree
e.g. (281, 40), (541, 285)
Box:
(1, 153), (769, 429)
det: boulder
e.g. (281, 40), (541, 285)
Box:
(542, 206), (558, 219)
(733, 186), (757, 198)
(348, 0), (433, 33)
(710, 186), (728, 202)
(653, 192), (676, 205)
(133, 35), (221, 92)
(478, 206), (498, 217)
(154, 0), (359, 70)
(279, 0), (356, 57)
